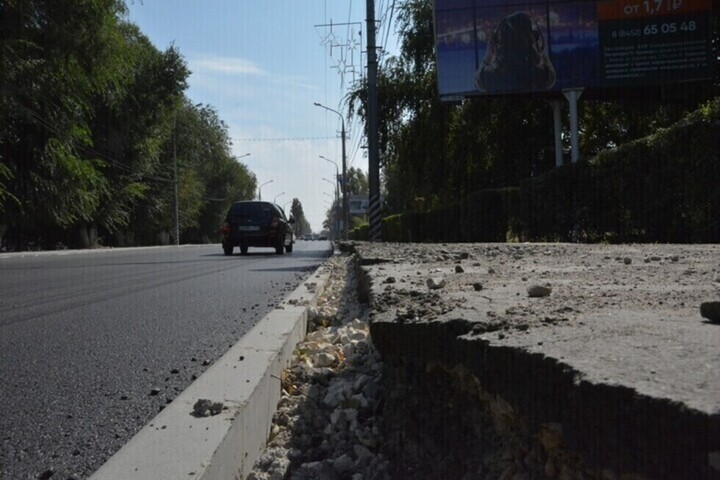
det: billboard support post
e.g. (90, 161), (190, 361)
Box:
(550, 100), (563, 168)
(563, 88), (584, 163)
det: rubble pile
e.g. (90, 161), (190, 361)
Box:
(248, 255), (390, 480)
(249, 250), (595, 480)
(249, 241), (720, 479)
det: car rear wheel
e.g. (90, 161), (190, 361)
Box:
(240, 245), (249, 255)
(285, 243), (293, 253)
(223, 245), (233, 256)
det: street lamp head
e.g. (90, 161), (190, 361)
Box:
(319, 155), (339, 172)
(257, 179), (273, 200)
(313, 103), (342, 122)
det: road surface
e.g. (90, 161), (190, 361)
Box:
(0, 241), (331, 480)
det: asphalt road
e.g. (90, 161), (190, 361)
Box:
(0, 241), (331, 480)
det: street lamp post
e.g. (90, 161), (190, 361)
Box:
(322, 191), (337, 239)
(283, 200), (292, 222)
(319, 156), (340, 229)
(322, 177), (339, 239)
(237, 153), (251, 160)
(321, 178), (335, 192)
(258, 179), (273, 201)
(273, 192), (285, 204)
(319, 155), (339, 183)
(319, 155), (341, 237)
(314, 103), (348, 239)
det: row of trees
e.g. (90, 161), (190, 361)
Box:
(348, 0), (719, 223)
(0, 0), (259, 249)
(289, 198), (312, 238)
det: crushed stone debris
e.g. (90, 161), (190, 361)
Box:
(248, 255), (390, 480)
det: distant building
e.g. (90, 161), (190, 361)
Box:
(348, 194), (383, 217)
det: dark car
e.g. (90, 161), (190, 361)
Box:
(221, 201), (295, 255)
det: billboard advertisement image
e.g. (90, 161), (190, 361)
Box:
(434, 0), (715, 99)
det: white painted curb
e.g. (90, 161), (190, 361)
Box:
(91, 263), (331, 480)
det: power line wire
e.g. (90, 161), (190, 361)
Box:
(382, 0), (396, 57)
(233, 136), (336, 142)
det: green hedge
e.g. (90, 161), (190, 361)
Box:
(372, 98), (720, 244)
(515, 99), (720, 243)
(349, 223), (369, 241)
(378, 188), (519, 243)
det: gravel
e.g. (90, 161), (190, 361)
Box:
(248, 254), (390, 480)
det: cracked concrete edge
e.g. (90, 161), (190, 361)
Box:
(90, 260), (333, 480)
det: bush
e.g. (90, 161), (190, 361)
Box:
(375, 98), (720, 244)
(349, 223), (369, 241)
(512, 98), (720, 243)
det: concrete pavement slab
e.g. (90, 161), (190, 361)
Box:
(346, 241), (720, 479)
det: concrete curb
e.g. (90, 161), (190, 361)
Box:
(91, 262), (332, 480)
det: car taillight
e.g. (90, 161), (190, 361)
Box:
(221, 222), (231, 234)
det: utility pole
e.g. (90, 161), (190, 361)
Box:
(340, 120), (348, 239)
(173, 120), (180, 246)
(366, 0), (381, 242)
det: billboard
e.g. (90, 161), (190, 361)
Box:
(434, 0), (715, 99)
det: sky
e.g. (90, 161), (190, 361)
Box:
(125, 1), (398, 233)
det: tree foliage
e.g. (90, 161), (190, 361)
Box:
(289, 198), (311, 236)
(0, 0), (257, 249)
(1, 0), (130, 235)
(348, 0), (718, 220)
(90, 22), (189, 237)
(346, 167), (368, 195)
(174, 102), (257, 243)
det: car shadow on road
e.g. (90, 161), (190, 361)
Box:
(205, 248), (333, 260)
(249, 265), (320, 273)
(202, 251), (278, 258)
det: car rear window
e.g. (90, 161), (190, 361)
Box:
(229, 202), (275, 221)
